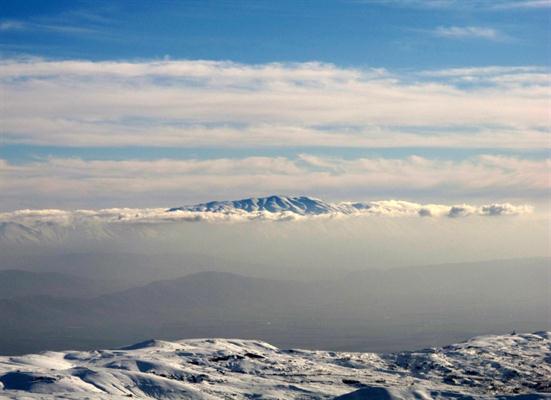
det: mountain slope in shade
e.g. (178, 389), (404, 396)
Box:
(0, 332), (549, 399)
(0, 270), (116, 299)
(1, 262), (549, 356)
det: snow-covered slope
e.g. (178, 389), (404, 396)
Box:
(168, 195), (343, 215)
(167, 195), (531, 218)
(0, 332), (549, 399)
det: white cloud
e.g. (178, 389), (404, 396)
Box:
(433, 26), (502, 40)
(491, 0), (551, 9)
(0, 155), (547, 211)
(479, 203), (534, 216)
(0, 59), (548, 149)
(0, 20), (25, 31)
(1, 59), (548, 211)
(363, 1), (551, 10)
(421, 66), (550, 87)
(0, 201), (534, 234)
(421, 66), (546, 77)
(0, 19), (97, 34)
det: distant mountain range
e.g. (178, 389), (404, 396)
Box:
(1, 258), (549, 356)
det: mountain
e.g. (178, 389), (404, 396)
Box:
(0, 332), (548, 399)
(0, 252), (235, 286)
(0, 270), (116, 299)
(168, 195), (347, 215)
(0, 271), (318, 355)
(167, 195), (528, 217)
(0, 196), (534, 245)
(1, 260), (549, 356)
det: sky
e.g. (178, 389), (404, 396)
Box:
(0, 0), (550, 211)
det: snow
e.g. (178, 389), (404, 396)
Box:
(170, 195), (342, 215)
(0, 332), (549, 399)
(0, 196), (533, 244)
(168, 195), (532, 218)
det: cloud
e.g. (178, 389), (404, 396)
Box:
(491, 0), (551, 9)
(0, 200), (534, 234)
(0, 59), (548, 149)
(0, 19), (98, 34)
(420, 65), (549, 80)
(0, 7), (113, 36)
(447, 204), (481, 218)
(443, 203), (533, 217)
(432, 26), (502, 40)
(479, 203), (534, 216)
(1, 59), (548, 211)
(362, 0), (551, 10)
(0, 155), (547, 211)
(0, 20), (26, 31)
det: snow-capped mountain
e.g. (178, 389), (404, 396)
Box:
(167, 195), (532, 218)
(0, 196), (534, 245)
(0, 332), (549, 399)
(168, 195), (346, 215)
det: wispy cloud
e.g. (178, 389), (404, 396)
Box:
(0, 20), (26, 31)
(491, 0), (551, 9)
(0, 19), (99, 34)
(0, 5), (114, 36)
(0, 155), (548, 210)
(0, 59), (548, 149)
(1, 59), (548, 210)
(361, 0), (551, 10)
(432, 26), (503, 40)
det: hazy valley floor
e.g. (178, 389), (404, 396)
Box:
(1, 258), (549, 356)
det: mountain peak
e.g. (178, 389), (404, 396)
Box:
(168, 195), (341, 215)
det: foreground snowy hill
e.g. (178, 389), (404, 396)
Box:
(0, 332), (549, 399)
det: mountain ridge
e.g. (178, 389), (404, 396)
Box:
(166, 194), (532, 218)
(1, 261), (549, 356)
(168, 195), (348, 215)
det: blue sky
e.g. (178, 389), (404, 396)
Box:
(0, 0), (549, 210)
(2, 0), (550, 67)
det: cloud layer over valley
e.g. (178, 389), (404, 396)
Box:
(1, 196), (546, 272)
(0, 196), (534, 228)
